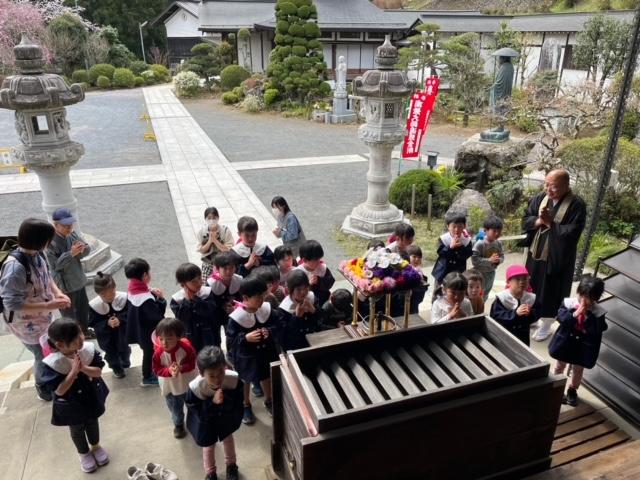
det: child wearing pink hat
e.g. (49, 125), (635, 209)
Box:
(490, 265), (540, 346)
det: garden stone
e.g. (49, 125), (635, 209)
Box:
(446, 189), (493, 220)
(454, 133), (534, 192)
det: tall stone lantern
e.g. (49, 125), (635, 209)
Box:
(0, 35), (122, 277)
(341, 35), (416, 239)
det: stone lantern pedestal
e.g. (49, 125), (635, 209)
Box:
(0, 35), (122, 279)
(341, 36), (415, 240)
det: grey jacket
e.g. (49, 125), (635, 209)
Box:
(471, 238), (504, 273)
(46, 231), (91, 293)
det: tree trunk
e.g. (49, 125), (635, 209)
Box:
(463, 109), (469, 127)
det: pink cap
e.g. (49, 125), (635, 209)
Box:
(506, 264), (529, 282)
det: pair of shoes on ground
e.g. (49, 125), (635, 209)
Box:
(205, 464), (239, 480)
(128, 462), (178, 480)
(140, 375), (159, 387)
(113, 368), (126, 379)
(532, 319), (554, 342)
(79, 445), (109, 473)
(173, 424), (187, 439)
(561, 387), (579, 407)
(242, 400), (273, 425)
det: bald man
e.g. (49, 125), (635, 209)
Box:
(522, 169), (586, 341)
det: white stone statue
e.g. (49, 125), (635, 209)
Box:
(335, 56), (347, 97)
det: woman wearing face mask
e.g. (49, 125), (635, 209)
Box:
(197, 207), (235, 282)
(271, 196), (305, 258)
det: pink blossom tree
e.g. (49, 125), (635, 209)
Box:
(0, 0), (48, 73)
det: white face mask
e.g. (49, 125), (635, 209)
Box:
(272, 208), (281, 217)
(206, 219), (218, 227)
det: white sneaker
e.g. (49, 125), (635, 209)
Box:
(146, 462), (178, 480)
(532, 318), (554, 342)
(128, 466), (150, 480)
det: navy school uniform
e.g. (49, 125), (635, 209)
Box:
(549, 298), (608, 369)
(41, 342), (109, 426)
(207, 274), (243, 332)
(185, 372), (244, 447)
(88, 292), (131, 371)
(170, 285), (220, 353)
(295, 263), (335, 306)
(490, 289), (540, 346)
(278, 292), (324, 351)
(431, 232), (473, 284)
(226, 303), (280, 385)
(231, 243), (275, 278)
(126, 291), (166, 350)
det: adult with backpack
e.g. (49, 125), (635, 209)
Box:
(0, 218), (71, 401)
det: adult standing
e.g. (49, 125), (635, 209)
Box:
(0, 218), (71, 401)
(523, 169), (587, 341)
(46, 208), (93, 337)
(271, 196), (306, 258)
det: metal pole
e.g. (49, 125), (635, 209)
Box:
(139, 23), (147, 64)
(427, 193), (432, 230)
(574, 7), (640, 279)
(411, 184), (416, 216)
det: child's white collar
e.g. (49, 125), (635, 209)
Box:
(563, 297), (607, 317)
(128, 292), (155, 307)
(89, 291), (127, 315)
(496, 289), (536, 310)
(43, 342), (95, 375)
(207, 274), (242, 296)
(440, 232), (471, 247)
(171, 286), (211, 303)
(279, 292), (315, 314)
(295, 262), (327, 278)
(229, 302), (271, 328)
(232, 242), (267, 258)
(189, 370), (239, 400)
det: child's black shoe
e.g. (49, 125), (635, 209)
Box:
(226, 464), (239, 480)
(205, 473), (217, 480)
(566, 387), (578, 407)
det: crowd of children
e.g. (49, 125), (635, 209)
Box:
(23, 203), (609, 478)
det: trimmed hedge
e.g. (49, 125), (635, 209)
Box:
(96, 75), (111, 89)
(89, 64), (115, 84)
(220, 65), (250, 91)
(72, 69), (89, 84)
(134, 76), (145, 87)
(141, 70), (157, 85)
(389, 169), (441, 214)
(150, 64), (170, 82)
(221, 92), (239, 104)
(264, 88), (279, 105)
(112, 68), (136, 88)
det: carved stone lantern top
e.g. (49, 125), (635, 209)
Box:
(0, 35), (84, 111)
(353, 35), (416, 99)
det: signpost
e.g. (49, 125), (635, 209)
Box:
(401, 76), (440, 161)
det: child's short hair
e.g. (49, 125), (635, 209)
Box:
(204, 206), (219, 219)
(463, 269), (484, 286)
(237, 216), (258, 233)
(406, 245), (422, 258)
(239, 276), (268, 298)
(299, 240), (324, 261)
(155, 317), (185, 338)
(18, 218), (55, 251)
(274, 245), (293, 262)
(367, 239), (385, 250)
(197, 345), (227, 373)
(445, 211), (466, 226)
(483, 215), (504, 231)
(271, 196), (290, 214)
(251, 265), (279, 284)
(47, 318), (81, 349)
(124, 257), (150, 280)
(175, 263), (202, 284)
(287, 269), (309, 292)
(442, 272), (468, 292)
(214, 251), (239, 268)
(577, 274), (605, 302)
(330, 289), (352, 312)
(395, 223), (415, 239)
(93, 271), (116, 294)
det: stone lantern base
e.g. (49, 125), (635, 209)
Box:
(341, 203), (406, 240)
(80, 234), (124, 282)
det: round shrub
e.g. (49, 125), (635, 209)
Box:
(303, 22), (320, 38)
(72, 69), (89, 84)
(288, 24), (305, 37)
(96, 75), (111, 89)
(141, 70), (157, 85)
(298, 5), (311, 18)
(264, 88), (279, 105)
(241, 95), (264, 113)
(389, 169), (441, 214)
(89, 63), (115, 84)
(232, 86), (245, 98)
(292, 46), (307, 57)
(174, 71), (201, 97)
(129, 60), (149, 76)
(134, 76), (145, 87)
(278, 2), (297, 15)
(150, 64), (170, 82)
(112, 68), (136, 88)
(221, 92), (239, 104)
(220, 65), (250, 90)
(276, 20), (290, 34)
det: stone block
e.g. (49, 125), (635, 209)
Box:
(0, 361), (32, 393)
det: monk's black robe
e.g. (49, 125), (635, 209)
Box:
(522, 191), (587, 317)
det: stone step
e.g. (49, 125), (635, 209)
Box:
(0, 360), (32, 393)
(81, 236), (112, 273)
(84, 248), (124, 282)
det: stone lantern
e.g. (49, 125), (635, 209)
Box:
(0, 35), (122, 277)
(341, 35), (416, 239)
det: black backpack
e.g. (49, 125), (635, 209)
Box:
(0, 238), (33, 323)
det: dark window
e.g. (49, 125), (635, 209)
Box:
(319, 30), (333, 40)
(562, 45), (587, 71)
(338, 32), (363, 40)
(384, 103), (394, 119)
(367, 32), (386, 40)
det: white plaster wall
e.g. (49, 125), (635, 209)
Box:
(165, 9), (201, 38)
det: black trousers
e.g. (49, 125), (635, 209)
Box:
(142, 344), (154, 379)
(69, 418), (100, 454)
(61, 288), (90, 332)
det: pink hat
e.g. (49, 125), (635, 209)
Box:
(506, 264), (529, 282)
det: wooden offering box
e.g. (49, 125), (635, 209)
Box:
(271, 315), (565, 480)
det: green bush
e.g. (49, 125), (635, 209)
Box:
(278, 2), (298, 15)
(515, 112), (539, 133)
(221, 92), (239, 104)
(487, 178), (524, 217)
(134, 76), (145, 87)
(96, 75), (111, 89)
(150, 64), (170, 82)
(141, 70), (157, 85)
(232, 86), (245, 98)
(389, 169), (441, 214)
(292, 46), (307, 57)
(71, 69), (89, 84)
(112, 68), (135, 88)
(89, 64), (115, 84)
(129, 60), (149, 76)
(220, 65), (250, 90)
(264, 88), (279, 105)
(174, 71), (202, 97)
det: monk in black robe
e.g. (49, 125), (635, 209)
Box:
(523, 169), (586, 341)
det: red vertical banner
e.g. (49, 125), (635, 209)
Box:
(401, 76), (440, 159)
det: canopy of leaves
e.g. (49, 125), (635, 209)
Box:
(397, 23), (441, 85)
(181, 42), (234, 81)
(46, 12), (88, 75)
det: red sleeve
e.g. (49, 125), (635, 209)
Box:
(152, 348), (173, 377)
(179, 340), (197, 373)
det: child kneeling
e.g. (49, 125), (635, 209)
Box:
(186, 346), (243, 480)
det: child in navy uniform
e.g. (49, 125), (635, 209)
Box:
(232, 216), (275, 278)
(124, 257), (166, 387)
(170, 263), (219, 352)
(251, 265), (285, 309)
(186, 346), (243, 480)
(226, 276), (279, 424)
(295, 240), (335, 306)
(490, 265), (540, 346)
(549, 274), (607, 407)
(88, 272), (131, 379)
(321, 289), (352, 328)
(432, 211), (473, 301)
(41, 318), (110, 474)
(208, 252), (243, 352)
(278, 270), (323, 351)
(386, 224), (415, 258)
(274, 245), (295, 288)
